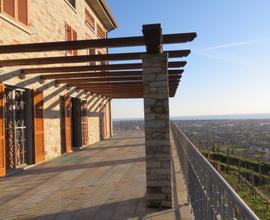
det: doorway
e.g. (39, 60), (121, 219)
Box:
(4, 87), (28, 171)
(71, 98), (82, 148)
(71, 98), (88, 148)
(60, 96), (72, 154)
(81, 100), (88, 146)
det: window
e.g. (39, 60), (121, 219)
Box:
(97, 24), (106, 39)
(65, 23), (77, 56)
(85, 9), (95, 31)
(66, 0), (76, 9)
(86, 33), (95, 65)
(1, 0), (28, 26)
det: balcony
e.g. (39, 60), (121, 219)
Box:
(0, 122), (260, 219)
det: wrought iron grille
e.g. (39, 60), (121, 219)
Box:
(5, 88), (26, 169)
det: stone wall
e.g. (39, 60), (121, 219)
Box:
(0, 0), (112, 161)
(143, 53), (172, 208)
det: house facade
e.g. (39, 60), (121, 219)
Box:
(0, 0), (117, 177)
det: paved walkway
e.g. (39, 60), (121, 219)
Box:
(0, 131), (192, 220)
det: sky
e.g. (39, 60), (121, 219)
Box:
(106, 0), (270, 119)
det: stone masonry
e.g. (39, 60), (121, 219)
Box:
(0, 0), (113, 162)
(143, 53), (172, 208)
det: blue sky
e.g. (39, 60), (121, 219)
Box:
(107, 0), (270, 119)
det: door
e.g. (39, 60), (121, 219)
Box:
(0, 84), (6, 177)
(33, 90), (45, 163)
(81, 100), (88, 146)
(5, 87), (27, 170)
(103, 103), (107, 139)
(61, 96), (72, 154)
(71, 98), (82, 148)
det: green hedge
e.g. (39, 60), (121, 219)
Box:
(201, 151), (270, 175)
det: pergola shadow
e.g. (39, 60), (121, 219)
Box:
(26, 197), (177, 220)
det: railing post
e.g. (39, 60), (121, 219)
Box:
(142, 24), (172, 208)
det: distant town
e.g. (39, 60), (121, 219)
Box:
(114, 117), (270, 163)
(175, 119), (270, 163)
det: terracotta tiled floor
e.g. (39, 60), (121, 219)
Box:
(0, 131), (192, 220)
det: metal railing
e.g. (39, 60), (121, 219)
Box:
(113, 120), (144, 132)
(171, 122), (260, 220)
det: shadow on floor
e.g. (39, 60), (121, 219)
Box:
(15, 157), (146, 177)
(84, 144), (144, 151)
(27, 197), (176, 220)
(110, 136), (145, 141)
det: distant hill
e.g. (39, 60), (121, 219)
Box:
(171, 113), (270, 120)
(113, 113), (270, 121)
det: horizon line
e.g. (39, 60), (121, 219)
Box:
(113, 112), (270, 120)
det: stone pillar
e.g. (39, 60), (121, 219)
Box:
(143, 53), (172, 208)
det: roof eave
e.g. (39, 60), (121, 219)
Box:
(86, 0), (118, 32)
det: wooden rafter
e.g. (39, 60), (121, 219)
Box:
(0, 23), (197, 99)
(0, 33), (197, 54)
(22, 61), (186, 74)
(66, 79), (179, 85)
(55, 74), (181, 84)
(0, 50), (190, 67)
(40, 70), (183, 80)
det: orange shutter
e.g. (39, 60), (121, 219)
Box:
(65, 24), (72, 41)
(34, 90), (45, 163)
(72, 30), (78, 56)
(65, 24), (72, 55)
(64, 96), (72, 153)
(85, 9), (95, 30)
(0, 84), (6, 177)
(3, 0), (15, 17)
(103, 104), (107, 139)
(18, 0), (28, 25)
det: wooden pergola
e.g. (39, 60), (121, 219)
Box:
(0, 24), (197, 99)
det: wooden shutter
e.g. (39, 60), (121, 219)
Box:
(0, 84), (6, 177)
(108, 101), (112, 137)
(72, 30), (78, 56)
(97, 24), (106, 39)
(65, 24), (72, 55)
(3, 0), (15, 17)
(65, 24), (72, 41)
(18, 0), (28, 25)
(64, 96), (72, 153)
(34, 90), (45, 163)
(85, 9), (95, 30)
(101, 103), (107, 140)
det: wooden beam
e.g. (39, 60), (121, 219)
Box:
(0, 50), (190, 67)
(77, 87), (177, 93)
(73, 82), (179, 88)
(75, 81), (179, 86)
(66, 79), (180, 86)
(41, 69), (184, 80)
(77, 84), (178, 90)
(92, 93), (178, 99)
(0, 33), (197, 54)
(142, 24), (163, 54)
(22, 61), (186, 74)
(56, 74), (181, 84)
(76, 84), (178, 89)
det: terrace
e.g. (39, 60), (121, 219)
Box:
(0, 24), (260, 219)
(0, 130), (192, 220)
